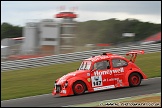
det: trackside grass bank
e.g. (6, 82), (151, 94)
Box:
(1, 52), (161, 100)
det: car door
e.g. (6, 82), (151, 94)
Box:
(90, 60), (115, 91)
(111, 58), (128, 87)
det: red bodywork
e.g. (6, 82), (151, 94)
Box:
(52, 50), (147, 96)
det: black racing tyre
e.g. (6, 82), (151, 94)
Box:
(128, 73), (141, 87)
(72, 81), (86, 95)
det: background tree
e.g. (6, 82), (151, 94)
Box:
(75, 19), (161, 45)
(1, 23), (22, 40)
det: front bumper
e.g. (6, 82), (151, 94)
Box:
(52, 85), (73, 96)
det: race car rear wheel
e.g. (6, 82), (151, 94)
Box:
(129, 73), (141, 87)
(72, 81), (86, 95)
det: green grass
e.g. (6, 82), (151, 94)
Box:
(135, 52), (161, 78)
(1, 52), (161, 100)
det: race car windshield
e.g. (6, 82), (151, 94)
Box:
(79, 61), (92, 70)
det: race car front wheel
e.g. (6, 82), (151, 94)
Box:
(128, 73), (141, 87)
(72, 81), (86, 95)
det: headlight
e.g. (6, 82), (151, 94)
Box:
(64, 81), (68, 88)
(54, 81), (57, 87)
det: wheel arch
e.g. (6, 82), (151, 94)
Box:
(125, 70), (143, 85)
(129, 71), (143, 79)
(72, 80), (88, 91)
(128, 71), (142, 87)
(67, 77), (92, 94)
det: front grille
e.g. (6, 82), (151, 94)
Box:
(56, 85), (62, 93)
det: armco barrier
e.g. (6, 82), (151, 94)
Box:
(1, 43), (161, 72)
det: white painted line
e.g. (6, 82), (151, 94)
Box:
(148, 77), (161, 79)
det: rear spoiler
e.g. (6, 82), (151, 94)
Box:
(126, 50), (144, 63)
(126, 50), (144, 56)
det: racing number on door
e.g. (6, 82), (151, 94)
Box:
(93, 80), (101, 86)
(91, 76), (102, 87)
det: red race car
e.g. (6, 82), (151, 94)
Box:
(52, 50), (147, 96)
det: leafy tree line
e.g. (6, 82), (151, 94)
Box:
(1, 23), (22, 40)
(1, 19), (161, 46)
(75, 18), (161, 45)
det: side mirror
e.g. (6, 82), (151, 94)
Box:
(107, 66), (110, 69)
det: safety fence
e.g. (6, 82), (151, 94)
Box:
(1, 43), (161, 72)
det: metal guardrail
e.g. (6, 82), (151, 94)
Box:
(1, 43), (161, 72)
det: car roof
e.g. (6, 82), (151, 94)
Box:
(85, 53), (125, 62)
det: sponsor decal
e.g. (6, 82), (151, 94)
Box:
(68, 73), (76, 76)
(91, 56), (110, 62)
(58, 79), (66, 83)
(87, 78), (91, 82)
(93, 85), (115, 91)
(91, 55), (123, 62)
(115, 79), (123, 87)
(103, 78), (109, 82)
(59, 73), (76, 82)
(60, 90), (66, 94)
(91, 76), (102, 87)
(109, 78), (119, 81)
(94, 67), (124, 76)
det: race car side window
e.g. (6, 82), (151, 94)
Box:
(112, 59), (128, 68)
(93, 60), (110, 70)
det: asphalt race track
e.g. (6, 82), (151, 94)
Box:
(1, 77), (161, 107)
